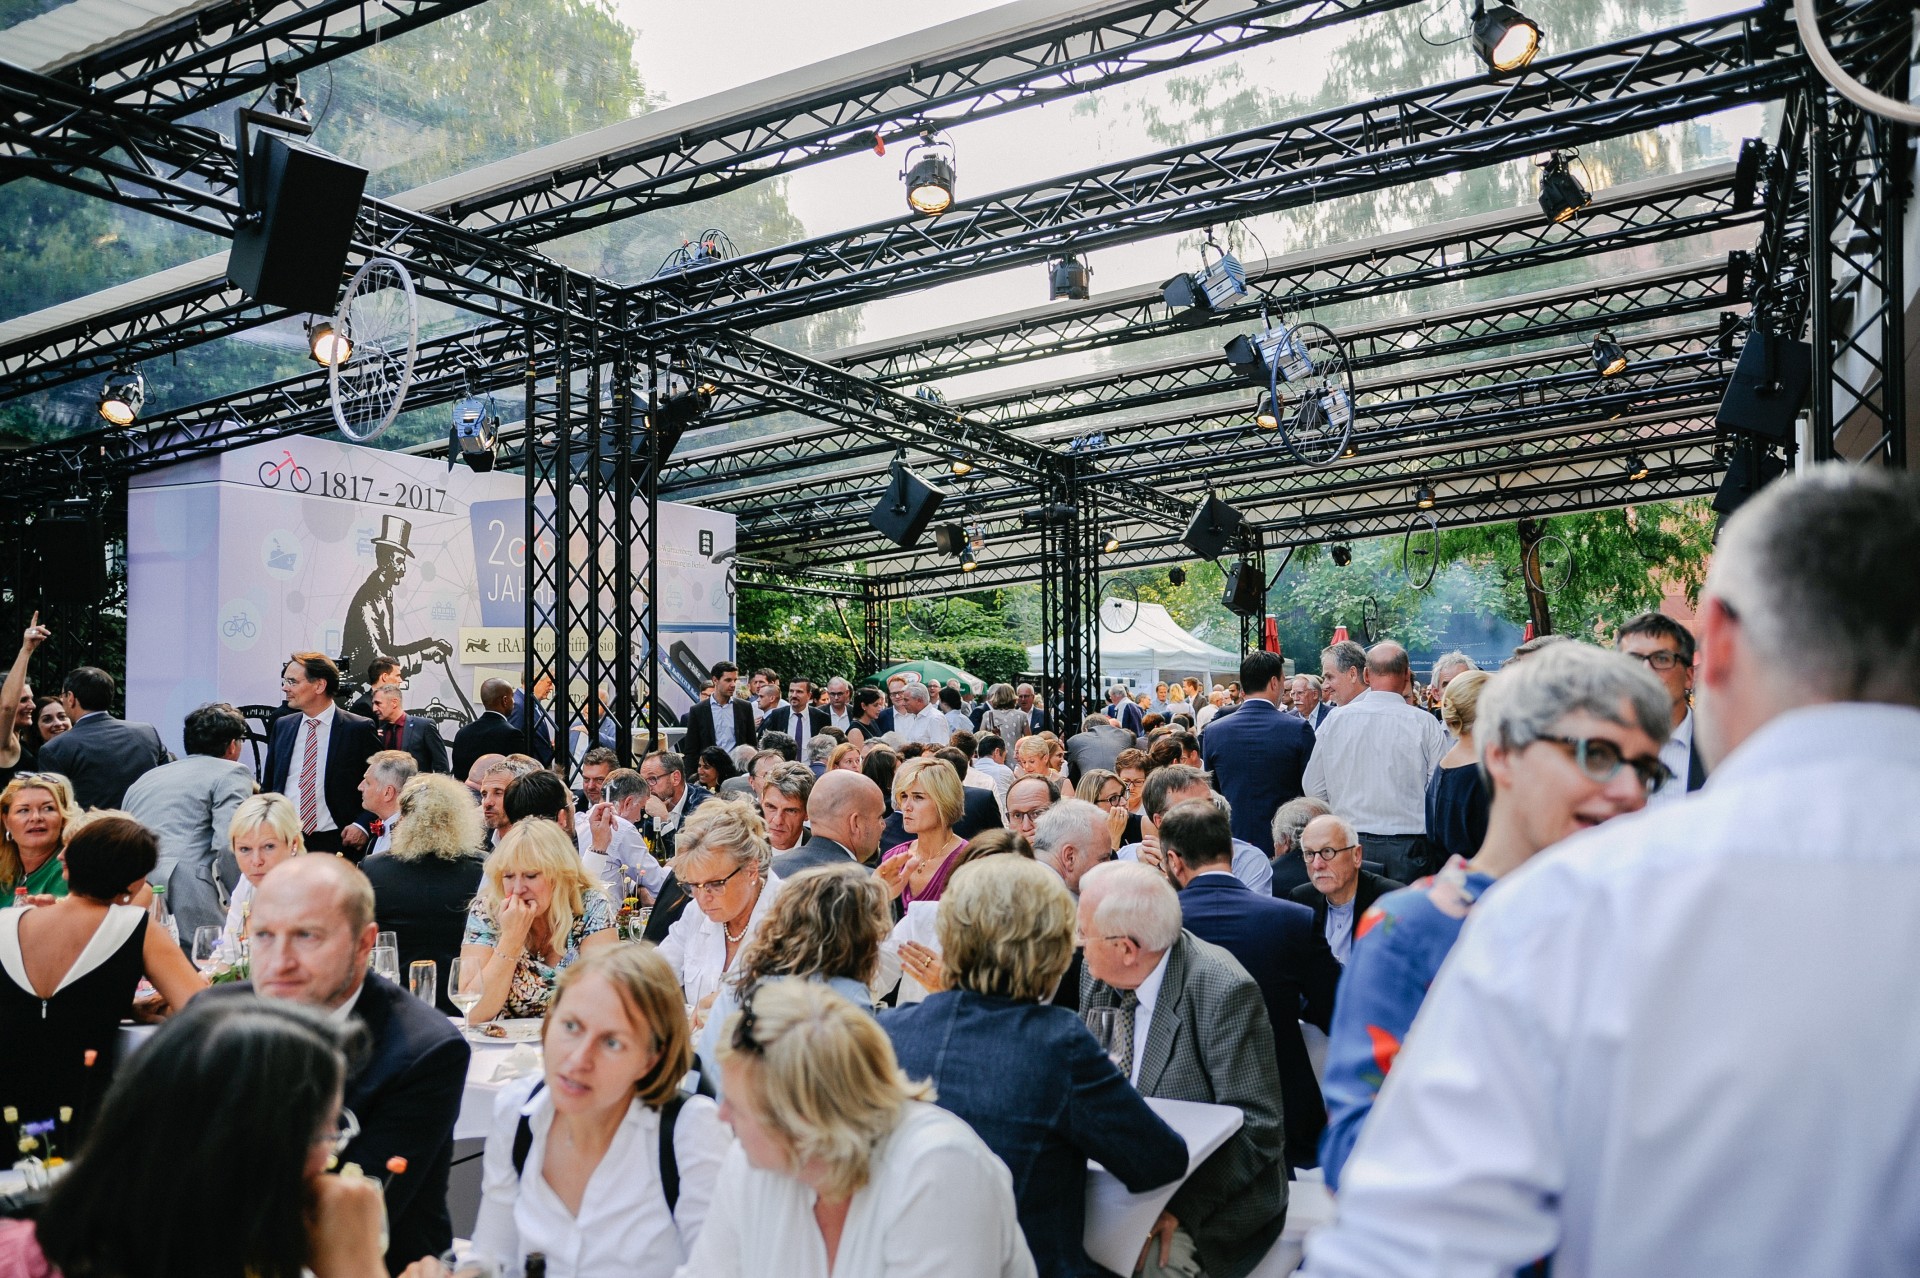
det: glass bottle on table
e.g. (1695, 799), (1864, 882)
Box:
(148, 884), (177, 945)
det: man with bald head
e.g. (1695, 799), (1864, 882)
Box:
(240, 855), (468, 1270)
(773, 770), (887, 875)
(463, 751), (505, 802)
(1302, 640), (1446, 881)
(451, 677), (523, 780)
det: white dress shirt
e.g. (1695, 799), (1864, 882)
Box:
(709, 699), (738, 753)
(1126, 945), (1172, 1088)
(1117, 836), (1272, 896)
(1324, 897), (1356, 964)
(893, 704), (951, 746)
(678, 1101), (1036, 1278)
(473, 1074), (726, 1278)
(1643, 706), (1695, 810)
(369, 812), (397, 857)
(1302, 703), (1920, 1278)
(1301, 689), (1445, 835)
(576, 811), (666, 896)
(285, 704), (338, 831)
(656, 873), (784, 1004)
(825, 705), (853, 732)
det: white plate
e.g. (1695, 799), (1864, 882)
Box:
(463, 1017), (544, 1043)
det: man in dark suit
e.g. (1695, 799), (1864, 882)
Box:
(1017, 682), (1050, 735)
(240, 854), (467, 1272)
(679, 660), (756, 761)
(1202, 651), (1316, 857)
(759, 677), (829, 757)
(369, 684), (450, 775)
(449, 678), (523, 782)
(772, 771), (885, 877)
(1290, 813), (1404, 964)
(35, 665), (167, 809)
(1163, 800), (1340, 1172)
(346, 654), (403, 719)
(263, 652), (380, 857)
(1080, 860), (1288, 1278)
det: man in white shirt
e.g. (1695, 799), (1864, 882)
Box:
(820, 676), (855, 732)
(1121, 765), (1273, 896)
(1302, 641), (1446, 881)
(1614, 611), (1706, 806)
(352, 749), (417, 856)
(582, 768), (665, 897)
(1304, 466), (1920, 1278)
(1318, 640), (1368, 710)
(969, 732), (1015, 800)
(892, 681), (951, 746)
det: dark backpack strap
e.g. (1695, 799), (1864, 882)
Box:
(659, 1092), (688, 1215)
(511, 1079), (546, 1177)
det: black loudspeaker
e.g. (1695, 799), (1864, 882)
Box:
(1181, 494), (1245, 559)
(227, 133), (368, 313)
(1712, 439), (1787, 516)
(35, 508), (106, 605)
(1715, 331), (1811, 443)
(869, 465), (946, 548)
(1221, 559), (1264, 617)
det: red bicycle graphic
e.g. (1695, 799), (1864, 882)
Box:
(257, 450), (312, 492)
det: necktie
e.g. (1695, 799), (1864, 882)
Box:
(383, 722), (401, 751)
(298, 718), (322, 832)
(1113, 988), (1140, 1081)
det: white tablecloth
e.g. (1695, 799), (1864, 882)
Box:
(1084, 1097), (1243, 1275)
(455, 1033), (530, 1140)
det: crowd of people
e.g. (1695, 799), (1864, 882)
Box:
(0, 465), (1915, 1278)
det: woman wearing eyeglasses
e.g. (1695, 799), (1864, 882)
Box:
(1318, 644), (1671, 1190)
(460, 819), (616, 1023)
(1073, 769), (1131, 853)
(656, 799), (782, 1027)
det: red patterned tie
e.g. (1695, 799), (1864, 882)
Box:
(298, 717), (322, 832)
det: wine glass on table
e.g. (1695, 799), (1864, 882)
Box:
(370, 945), (401, 985)
(191, 926), (225, 976)
(448, 956), (483, 1030)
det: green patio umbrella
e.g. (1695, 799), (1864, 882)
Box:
(864, 659), (985, 695)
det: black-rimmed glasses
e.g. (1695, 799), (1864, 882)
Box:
(1535, 734), (1670, 794)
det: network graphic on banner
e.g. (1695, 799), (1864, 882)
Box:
(126, 436), (735, 756)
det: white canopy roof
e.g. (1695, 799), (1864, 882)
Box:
(1028, 599), (1238, 680)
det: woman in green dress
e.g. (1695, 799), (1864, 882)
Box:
(1, 771), (80, 898)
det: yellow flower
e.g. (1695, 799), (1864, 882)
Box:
(17, 1137), (36, 1153)
(2, 1107), (15, 1123)
(58, 1107), (72, 1124)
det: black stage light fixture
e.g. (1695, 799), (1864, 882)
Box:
(949, 457), (974, 476)
(1472, 1), (1541, 72)
(960, 546), (979, 573)
(1168, 567), (1187, 587)
(98, 368), (145, 425)
(1539, 151), (1591, 224)
(1162, 272), (1209, 315)
(647, 379), (716, 459)
(227, 106), (367, 313)
(1101, 529), (1122, 554)
(1712, 437), (1786, 517)
(933, 523), (969, 556)
(1731, 138), (1766, 210)
(1627, 454), (1651, 481)
(1715, 330), (1812, 443)
(1415, 483), (1436, 510)
(1181, 493), (1247, 560)
(1049, 253), (1092, 301)
(1591, 330), (1628, 377)
(902, 130), (956, 216)
(1224, 333), (1266, 382)
(306, 318), (351, 367)
(1330, 544), (1353, 567)
(1255, 393), (1280, 430)
(870, 458), (947, 548)
(448, 395), (500, 473)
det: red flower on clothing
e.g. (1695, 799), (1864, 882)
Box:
(1366, 1024), (1402, 1078)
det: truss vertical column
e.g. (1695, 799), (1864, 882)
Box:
(640, 350), (662, 752)
(1039, 457), (1101, 730)
(860, 580), (891, 674)
(523, 270), (574, 773)
(610, 306), (637, 766)
(580, 279), (606, 764)
(1237, 529), (1267, 658)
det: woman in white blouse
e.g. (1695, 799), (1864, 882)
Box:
(655, 799), (781, 1024)
(684, 980), (1035, 1278)
(467, 944), (726, 1278)
(220, 793), (305, 951)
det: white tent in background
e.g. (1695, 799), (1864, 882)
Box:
(1027, 599), (1240, 695)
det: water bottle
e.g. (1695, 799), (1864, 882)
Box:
(523, 1254), (547, 1278)
(149, 884), (178, 945)
(12, 887), (27, 909)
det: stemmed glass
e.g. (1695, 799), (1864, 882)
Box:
(448, 955), (482, 1029)
(1082, 1008), (1128, 1072)
(191, 926), (225, 976)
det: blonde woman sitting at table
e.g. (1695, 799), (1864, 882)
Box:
(460, 819), (616, 1022)
(683, 980), (1035, 1278)
(0, 770), (81, 899)
(460, 945), (726, 1278)
(656, 798), (782, 1022)
(219, 792), (305, 950)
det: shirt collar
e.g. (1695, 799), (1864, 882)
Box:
(303, 704), (338, 727)
(1133, 942), (1171, 1020)
(326, 978), (367, 1025)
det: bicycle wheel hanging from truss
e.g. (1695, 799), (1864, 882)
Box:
(1275, 320), (1356, 467)
(1523, 533), (1575, 595)
(905, 597), (952, 635)
(329, 257), (419, 442)
(1402, 511), (1440, 590)
(1098, 579), (1142, 633)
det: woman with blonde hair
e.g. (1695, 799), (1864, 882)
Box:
(219, 791), (305, 947)
(657, 798), (781, 1020)
(684, 980), (1034, 1278)
(874, 755), (967, 908)
(883, 857), (1185, 1276)
(460, 818), (615, 1022)
(0, 770), (81, 898)
(827, 741), (863, 773)
(1423, 668), (1493, 864)
(465, 945), (727, 1278)
(363, 773), (487, 1014)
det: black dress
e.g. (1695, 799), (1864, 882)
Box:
(1425, 761), (1491, 864)
(0, 904), (148, 1134)
(360, 852), (484, 1015)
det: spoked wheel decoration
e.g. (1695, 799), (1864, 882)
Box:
(906, 597), (952, 635)
(1098, 579), (1142, 633)
(1523, 533), (1575, 595)
(329, 256), (419, 442)
(1402, 511), (1440, 590)
(1277, 320), (1356, 467)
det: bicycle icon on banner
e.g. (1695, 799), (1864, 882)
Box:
(222, 615), (257, 639)
(258, 450), (312, 492)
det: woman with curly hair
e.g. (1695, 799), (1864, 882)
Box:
(362, 773), (487, 1014)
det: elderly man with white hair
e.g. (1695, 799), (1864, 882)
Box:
(1030, 797), (1115, 897)
(891, 680), (951, 746)
(1079, 861), (1287, 1278)
(1304, 466), (1920, 1278)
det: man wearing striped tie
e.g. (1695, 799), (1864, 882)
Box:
(264, 652), (382, 858)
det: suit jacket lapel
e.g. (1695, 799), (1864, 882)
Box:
(1136, 936), (1189, 1095)
(1688, 737), (1707, 792)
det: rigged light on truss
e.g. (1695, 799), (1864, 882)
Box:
(1472, 1), (1541, 71)
(1591, 330), (1629, 377)
(1415, 482), (1436, 510)
(1168, 566), (1187, 587)
(902, 131), (956, 216)
(97, 368), (145, 426)
(1255, 393), (1280, 430)
(1627, 454), (1651, 481)
(450, 395), (500, 473)
(950, 458), (975, 476)
(1102, 529), (1122, 554)
(1538, 151), (1591, 223)
(1048, 253), (1092, 301)
(307, 320), (352, 367)
(1330, 544), (1353, 567)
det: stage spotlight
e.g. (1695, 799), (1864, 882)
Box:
(1330, 544), (1353, 567)
(1102, 530), (1122, 554)
(902, 130), (956, 216)
(1627, 454), (1651, 481)
(97, 368), (145, 426)
(960, 546), (979, 573)
(449, 395), (499, 473)
(1197, 248), (1249, 310)
(1162, 273), (1209, 315)
(950, 458), (974, 476)
(306, 319), (351, 367)
(1168, 566), (1187, 587)
(1591, 330), (1628, 377)
(1255, 393), (1280, 430)
(1049, 253), (1091, 301)
(1472, 1), (1541, 72)
(933, 524), (969, 556)
(1415, 483), (1436, 510)
(1539, 151), (1591, 223)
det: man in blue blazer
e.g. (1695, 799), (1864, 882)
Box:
(35, 666), (167, 809)
(1201, 650), (1315, 857)
(1163, 799), (1341, 1173)
(263, 653), (381, 856)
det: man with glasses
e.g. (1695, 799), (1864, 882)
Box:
(1288, 814), (1402, 964)
(1124, 765), (1273, 896)
(579, 767), (664, 899)
(1004, 774), (1059, 845)
(1614, 611), (1706, 806)
(263, 652), (381, 857)
(237, 854), (467, 1271)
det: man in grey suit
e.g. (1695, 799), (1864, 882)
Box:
(1080, 860), (1287, 1278)
(122, 702), (256, 943)
(772, 771), (886, 877)
(36, 666), (168, 809)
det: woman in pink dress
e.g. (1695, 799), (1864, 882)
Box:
(875, 756), (969, 911)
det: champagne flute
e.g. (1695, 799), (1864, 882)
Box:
(1082, 1007), (1127, 1072)
(371, 945), (401, 985)
(408, 959), (438, 1007)
(448, 956), (482, 1027)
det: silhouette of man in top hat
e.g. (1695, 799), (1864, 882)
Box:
(339, 515), (452, 691)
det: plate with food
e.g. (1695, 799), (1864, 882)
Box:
(463, 1018), (544, 1043)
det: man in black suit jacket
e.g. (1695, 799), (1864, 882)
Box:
(772, 771), (885, 877)
(1201, 651), (1316, 856)
(35, 666), (167, 809)
(263, 653), (380, 856)
(1165, 800), (1341, 1171)
(1016, 682), (1050, 736)
(759, 677), (829, 753)
(369, 685), (450, 774)
(680, 661), (756, 760)
(238, 855), (468, 1272)
(450, 678), (522, 782)
(1290, 813), (1404, 964)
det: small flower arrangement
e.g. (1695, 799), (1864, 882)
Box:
(8, 1106), (75, 1189)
